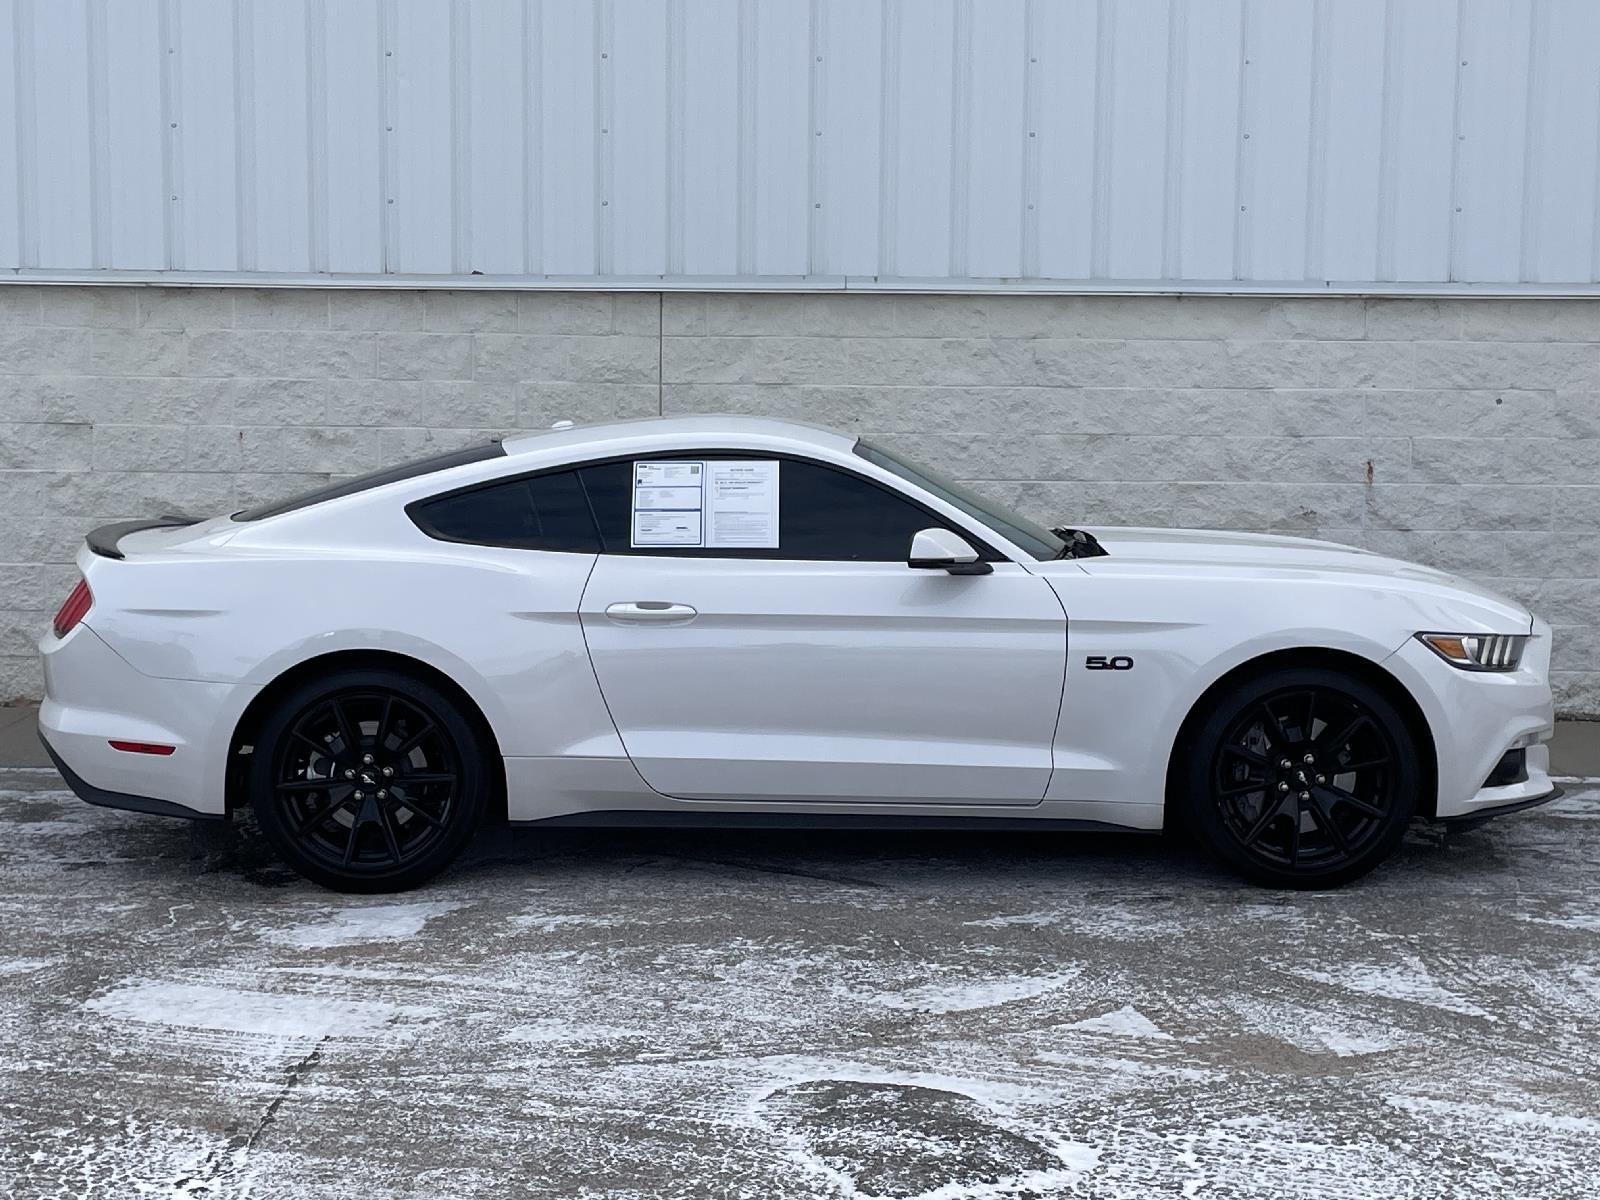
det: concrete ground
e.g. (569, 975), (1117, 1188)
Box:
(3, 758), (1599, 1198)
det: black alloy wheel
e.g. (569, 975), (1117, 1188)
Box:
(250, 668), (488, 892)
(1180, 666), (1419, 888)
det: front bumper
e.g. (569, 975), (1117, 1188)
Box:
(1437, 782), (1564, 828)
(1385, 623), (1557, 820)
(38, 623), (257, 818)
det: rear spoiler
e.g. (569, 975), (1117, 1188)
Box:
(86, 515), (201, 560)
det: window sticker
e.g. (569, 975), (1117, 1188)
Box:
(631, 461), (704, 546)
(629, 459), (780, 549)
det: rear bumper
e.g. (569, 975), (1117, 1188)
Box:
(39, 732), (220, 820)
(38, 623), (257, 818)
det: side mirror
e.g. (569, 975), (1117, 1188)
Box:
(908, 528), (993, 575)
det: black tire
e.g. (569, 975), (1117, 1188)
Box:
(1178, 666), (1419, 889)
(249, 668), (488, 893)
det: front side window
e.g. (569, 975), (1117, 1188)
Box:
(854, 439), (1065, 561)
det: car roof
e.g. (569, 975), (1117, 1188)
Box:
(498, 414), (859, 460)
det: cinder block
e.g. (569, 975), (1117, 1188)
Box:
(424, 291), (518, 333)
(377, 333), (475, 381)
(234, 289), (330, 330)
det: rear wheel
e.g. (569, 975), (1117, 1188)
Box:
(249, 669), (487, 892)
(1179, 667), (1419, 888)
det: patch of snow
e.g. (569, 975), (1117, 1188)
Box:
(503, 1019), (646, 1045)
(264, 900), (463, 949)
(1063, 1004), (1172, 1040)
(0, 957), (53, 975)
(1317, 1030), (1398, 1057)
(1517, 910), (1600, 931)
(84, 981), (420, 1040)
(875, 971), (1080, 1014)
(1385, 1095), (1600, 1136)
(1299, 956), (1494, 1020)
(511, 913), (625, 933)
(963, 912), (1058, 928)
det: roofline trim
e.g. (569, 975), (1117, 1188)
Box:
(5, 272), (1600, 300)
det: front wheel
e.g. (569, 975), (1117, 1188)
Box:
(249, 669), (488, 893)
(1178, 667), (1420, 889)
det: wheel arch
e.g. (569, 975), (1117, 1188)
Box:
(225, 649), (507, 822)
(1163, 646), (1439, 824)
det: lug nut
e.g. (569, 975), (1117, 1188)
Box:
(1316, 774), (1327, 784)
(344, 769), (355, 779)
(1299, 791), (1311, 801)
(1302, 753), (1315, 764)
(382, 766), (394, 777)
(362, 753), (374, 765)
(1278, 782), (1290, 793)
(1279, 759), (1292, 770)
(353, 790), (364, 800)
(377, 789), (388, 799)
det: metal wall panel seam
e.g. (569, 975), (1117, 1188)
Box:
(305, 0), (328, 274)
(378, 0), (398, 273)
(947, 0), (972, 279)
(1517, 0), (1545, 282)
(450, 0), (470, 275)
(307, 0), (329, 273)
(1089, 0), (1113, 278)
(876, 0), (899, 279)
(1019, 0), (1040, 279)
(806, 0), (824, 275)
(1374, 0), (1399, 281)
(85, 0), (109, 268)
(1303, 0), (1331, 283)
(735, 0), (756, 275)
(1160, 0), (1187, 280)
(1593, 20), (1600, 284)
(522, 0), (542, 276)
(157, 0), (181, 269)
(665, 0), (685, 277)
(12, 0), (36, 267)
(593, 0), (612, 276)
(233, 0), (256, 272)
(1231, 0), (1254, 282)
(1446, 2), (1469, 283)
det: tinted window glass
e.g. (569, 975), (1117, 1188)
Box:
(855, 439), (1065, 561)
(410, 469), (600, 552)
(235, 441), (506, 521)
(578, 455), (980, 561)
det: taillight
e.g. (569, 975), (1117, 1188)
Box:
(53, 579), (92, 638)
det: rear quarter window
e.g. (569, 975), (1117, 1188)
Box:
(408, 470), (600, 552)
(234, 441), (506, 521)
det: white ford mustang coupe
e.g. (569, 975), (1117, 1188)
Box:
(38, 416), (1556, 892)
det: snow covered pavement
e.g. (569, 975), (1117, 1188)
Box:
(3, 770), (1599, 1198)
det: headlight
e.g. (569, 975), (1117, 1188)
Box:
(1416, 632), (1528, 671)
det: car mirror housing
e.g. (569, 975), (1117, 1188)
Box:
(908, 528), (992, 575)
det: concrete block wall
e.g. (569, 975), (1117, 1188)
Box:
(2, 287), (1597, 715)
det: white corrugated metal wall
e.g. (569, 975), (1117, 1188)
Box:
(2, 0), (1599, 290)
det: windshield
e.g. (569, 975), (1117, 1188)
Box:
(854, 439), (1067, 561)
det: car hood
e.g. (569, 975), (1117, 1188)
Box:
(1082, 526), (1384, 566)
(1050, 526), (1534, 632)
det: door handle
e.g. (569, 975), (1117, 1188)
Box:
(604, 601), (698, 624)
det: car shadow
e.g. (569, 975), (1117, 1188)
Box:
(99, 802), (1518, 895)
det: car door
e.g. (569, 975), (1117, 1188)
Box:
(575, 453), (1067, 804)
